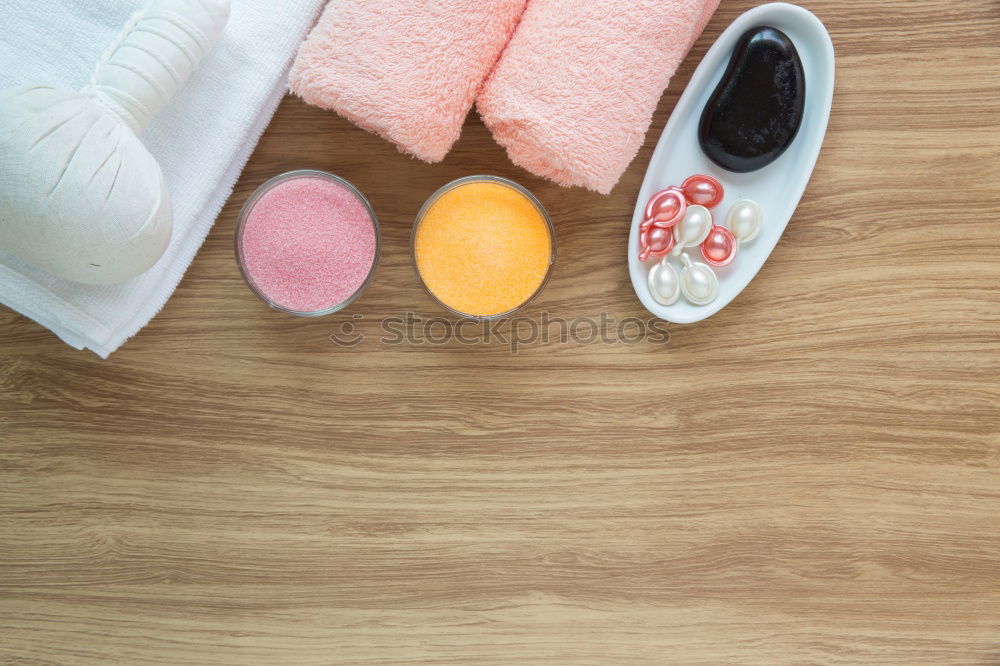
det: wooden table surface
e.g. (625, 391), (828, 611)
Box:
(3, 1), (999, 663)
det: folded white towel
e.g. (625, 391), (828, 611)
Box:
(0, 0), (323, 357)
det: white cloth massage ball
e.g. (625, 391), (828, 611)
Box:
(0, 0), (230, 284)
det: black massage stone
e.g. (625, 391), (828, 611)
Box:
(698, 26), (805, 173)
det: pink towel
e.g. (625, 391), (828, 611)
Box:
(477, 0), (720, 194)
(289, 0), (527, 163)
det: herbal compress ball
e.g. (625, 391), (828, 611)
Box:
(0, 0), (230, 284)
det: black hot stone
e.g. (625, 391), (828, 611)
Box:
(698, 26), (805, 173)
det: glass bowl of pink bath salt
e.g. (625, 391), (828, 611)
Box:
(235, 170), (380, 316)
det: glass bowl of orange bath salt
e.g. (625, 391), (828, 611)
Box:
(412, 176), (555, 319)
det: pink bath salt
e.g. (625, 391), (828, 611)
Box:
(239, 176), (377, 313)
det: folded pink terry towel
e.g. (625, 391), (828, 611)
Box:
(477, 0), (720, 194)
(290, 0), (528, 163)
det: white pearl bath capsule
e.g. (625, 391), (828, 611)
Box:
(725, 199), (763, 244)
(674, 204), (714, 248)
(679, 254), (719, 305)
(647, 258), (681, 305)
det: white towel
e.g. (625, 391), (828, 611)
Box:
(0, 0), (323, 357)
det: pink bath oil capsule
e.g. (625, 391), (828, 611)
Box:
(681, 174), (724, 208)
(235, 170), (380, 316)
(644, 187), (687, 226)
(700, 224), (737, 267)
(639, 225), (675, 262)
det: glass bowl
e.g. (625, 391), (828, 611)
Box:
(234, 169), (380, 317)
(411, 175), (555, 320)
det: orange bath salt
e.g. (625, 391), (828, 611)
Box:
(414, 179), (553, 317)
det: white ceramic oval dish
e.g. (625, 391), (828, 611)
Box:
(628, 2), (834, 324)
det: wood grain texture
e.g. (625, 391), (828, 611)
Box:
(2, 1), (999, 663)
